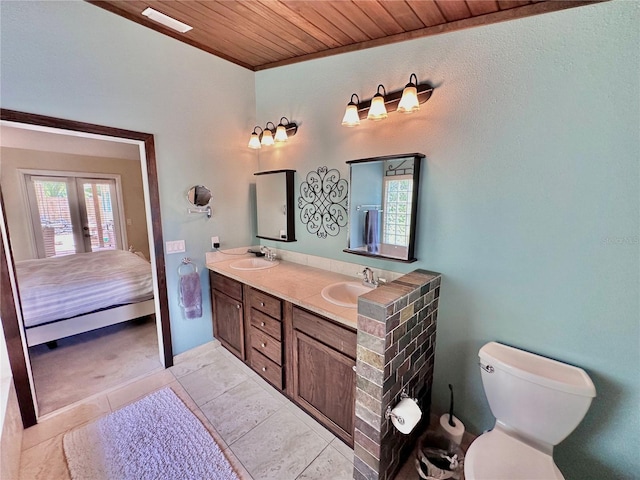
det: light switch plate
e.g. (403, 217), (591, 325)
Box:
(166, 240), (186, 254)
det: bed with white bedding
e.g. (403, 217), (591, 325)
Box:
(15, 249), (155, 346)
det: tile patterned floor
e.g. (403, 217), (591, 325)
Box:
(19, 339), (432, 479)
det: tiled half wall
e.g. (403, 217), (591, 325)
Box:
(354, 269), (441, 480)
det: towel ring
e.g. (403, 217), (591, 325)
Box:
(178, 257), (197, 275)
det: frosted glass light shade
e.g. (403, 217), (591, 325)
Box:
(261, 129), (274, 146)
(342, 104), (360, 127)
(274, 124), (288, 142)
(367, 95), (388, 121)
(398, 85), (419, 113)
(248, 133), (261, 149)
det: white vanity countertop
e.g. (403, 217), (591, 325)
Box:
(206, 254), (359, 329)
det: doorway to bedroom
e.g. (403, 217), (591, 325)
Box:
(0, 110), (172, 424)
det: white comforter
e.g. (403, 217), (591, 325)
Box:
(15, 250), (154, 328)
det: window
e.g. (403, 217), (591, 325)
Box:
(24, 173), (124, 258)
(382, 175), (413, 247)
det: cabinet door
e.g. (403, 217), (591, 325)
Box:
(212, 290), (244, 360)
(292, 330), (355, 446)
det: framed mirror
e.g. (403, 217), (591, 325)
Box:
(255, 169), (296, 242)
(344, 153), (424, 262)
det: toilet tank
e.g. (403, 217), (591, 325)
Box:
(479, 342), (596, 446)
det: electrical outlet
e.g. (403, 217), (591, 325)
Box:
(211, 236), (220, 249)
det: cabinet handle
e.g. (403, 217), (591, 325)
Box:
(261, 342), (267, 348)
(236, 304), (241, 309)
(262, 367), (267, 372)
(260, 302), (265, 307)
(260, 322), (266, 327)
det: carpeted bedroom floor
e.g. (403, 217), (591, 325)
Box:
(28, 317), (162, 416)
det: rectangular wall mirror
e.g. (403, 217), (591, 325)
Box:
(255, 169), (296, 242)
(345, 153), (423, 262)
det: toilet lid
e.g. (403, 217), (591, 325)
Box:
(465, 429), (564, 480)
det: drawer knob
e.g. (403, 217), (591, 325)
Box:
(236, 304), (241, 309)
(260, 302), (265, 307)
(260, 321), (266, 327)
(352, 365), (357, 372)
(262, 367), (267, 372)
(261, 342), (267, 348)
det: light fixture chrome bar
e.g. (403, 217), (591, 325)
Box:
(142, 7), (193, 33)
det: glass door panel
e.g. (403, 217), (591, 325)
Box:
(26, 177), (81, 257)
(78, 179), (121, 252)
(25, 174), (124, 258)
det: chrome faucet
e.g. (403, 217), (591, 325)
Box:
(360, 267), (378, 287)
(260, 246), (277, 261)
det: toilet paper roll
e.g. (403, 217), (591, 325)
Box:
(390, 398), (422, 434)
(439, 413), (465, 447)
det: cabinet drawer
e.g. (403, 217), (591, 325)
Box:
(292, 307), (357, 359)
(248, 288), (282, 320)
(210, 271), (242, 301)
(251, 350), (283, 389)
(250, 310), (282, 341)
(250, 326), (282, 365)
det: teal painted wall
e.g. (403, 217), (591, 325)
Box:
(255, 2), (639, 477)
(1, 1), (638, 477)
(0, 1), (258, 354)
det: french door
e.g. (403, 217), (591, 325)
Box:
(25, 174), (124, 258)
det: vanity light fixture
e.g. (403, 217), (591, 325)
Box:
(367, 85), (388, 121)
(141, 7), (193, 33)
(342, 74), (434, 125)
(397, 73), (420, 113)
(248, 126), (263, 149)
(274, 117), (291, 142)
(341, 94), (361, 127)
(261, 122), (276, 146)
(247, 119), (299, 149)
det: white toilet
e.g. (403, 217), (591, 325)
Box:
(464, 341), (596, 480)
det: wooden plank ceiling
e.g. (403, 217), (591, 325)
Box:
(89, 1), (599, 71)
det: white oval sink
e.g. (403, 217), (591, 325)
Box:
(321, 281), (374, 308)
(229, 257), (280, 270)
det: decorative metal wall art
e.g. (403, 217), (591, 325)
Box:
(298, 166), (348, 238)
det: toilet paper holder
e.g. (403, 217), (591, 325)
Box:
(385, 389), (418, 425)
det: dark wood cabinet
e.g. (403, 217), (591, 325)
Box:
(210, 272), (245, 360)
(247, 287), (284, 390)
(291, 306), (356, 447)
(209, 271), (357, 445)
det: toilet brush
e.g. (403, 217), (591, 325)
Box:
(439, 384), (465, 450)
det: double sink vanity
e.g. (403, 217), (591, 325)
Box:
(202, 152), (441, 479)
(206, 252), (373, 446)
